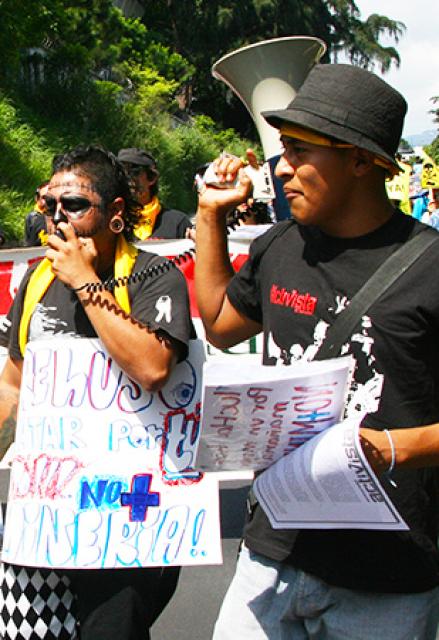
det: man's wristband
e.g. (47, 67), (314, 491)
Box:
(383, 429), (398, 488)
(71, 283), (89, 293)
(71, 281), (101, 293)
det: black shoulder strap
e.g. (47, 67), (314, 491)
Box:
(316, 228), (439, 360)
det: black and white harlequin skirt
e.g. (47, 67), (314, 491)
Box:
(0, 563), (78, 640)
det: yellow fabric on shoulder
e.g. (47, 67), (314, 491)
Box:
(133, 196), (161, 240)
(114, 234), (138, 314)
(38, 229), (49, 246)
(19, 235), (139, 356)
(19, 258), (55, 356)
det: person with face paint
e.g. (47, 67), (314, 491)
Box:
(0, 145), (194, 640)
(117, 148), (192, 240)
(24, 181), (53, 246)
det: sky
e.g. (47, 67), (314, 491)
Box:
(346, 0), (439, 136)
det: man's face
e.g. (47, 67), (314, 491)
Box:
(36, 184), (49, 209)
(46, 171), (108, 239)
(275, 136), (355, 234)
(126, 166), (156, 206)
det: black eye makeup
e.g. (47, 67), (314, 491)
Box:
(42, 194), (99, 219)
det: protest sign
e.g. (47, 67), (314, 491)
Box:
(254, 418), (407, 530)
(421, 154), (439, 189)
(196, 355), (354, 472)
(386, 161), (411, 200)
(2, 337), (222, 569)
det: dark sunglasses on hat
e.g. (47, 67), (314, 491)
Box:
(42, 194), (101, 220)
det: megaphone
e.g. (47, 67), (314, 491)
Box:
(212, 37), (326, 219)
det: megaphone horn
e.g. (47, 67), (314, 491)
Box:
(212, 36), (326, 161)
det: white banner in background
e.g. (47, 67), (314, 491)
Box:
(2, 337), (223, 569)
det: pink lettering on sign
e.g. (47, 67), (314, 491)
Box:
(11, 453), (84, 500)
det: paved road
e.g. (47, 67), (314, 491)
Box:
(151, 482), (249, 640)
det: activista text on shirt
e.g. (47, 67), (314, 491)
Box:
(270, 284), (317, 316)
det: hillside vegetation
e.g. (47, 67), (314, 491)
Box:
(0, 87), (251, 244)
(0, 0), (408, 244)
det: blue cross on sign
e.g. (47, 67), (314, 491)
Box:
(120, 473), (160, 521)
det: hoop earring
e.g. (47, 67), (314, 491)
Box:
(109, 217), (124, 233)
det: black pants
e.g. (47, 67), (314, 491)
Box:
(68, 566), (181, 640)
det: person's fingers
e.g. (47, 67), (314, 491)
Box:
(213, 154), (242, 181)
(246, 148), (259, 169)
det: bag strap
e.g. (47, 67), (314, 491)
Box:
(316, 228), (439, 360)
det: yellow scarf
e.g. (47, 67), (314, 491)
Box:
(19, 234), (138, 356)
(133, 196), (161, 240)
(38, 229), (49, 246)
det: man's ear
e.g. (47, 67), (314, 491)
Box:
(351, 147), (376, 177)
(107, 198), (125, 234)
(108, 197), (125, 217)
(147, 173), (159, 189)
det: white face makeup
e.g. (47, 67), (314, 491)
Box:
(46, 172), (107, 238)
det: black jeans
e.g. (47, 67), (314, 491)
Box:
(67, 566), (181, 640)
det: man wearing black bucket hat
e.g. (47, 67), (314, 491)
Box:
(194, 64), (439, 639)
(117, 148), (192, 239)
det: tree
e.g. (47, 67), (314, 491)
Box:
(329, 1), (404, 72)
(0, 0), (192, 121)
(135, 0), (405, 136)
(425, 97), (439, 163)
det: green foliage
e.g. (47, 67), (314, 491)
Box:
(331, 8), (405, 72)
(425, 140), (439, 165)
(0, 86), (252, 242)
(156, 116), (256, 212)
(426, 97), (439, 164)
(0, 97), (52, 189)
(0, 189), (33, 241)
(0, 95), (54, 243)
(0, 0), (409, 243)
(137, 0), (405, 131)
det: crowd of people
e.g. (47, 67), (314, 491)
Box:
(20, 148), (194, 249)
(1, 60), (439, 640)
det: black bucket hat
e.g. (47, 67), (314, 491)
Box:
(263, 64), (407, 171)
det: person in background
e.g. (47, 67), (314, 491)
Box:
(194, 63), (439, 640)
(117, 147), (192, 239)
(421, 188), (439, 231)
(24, 181), (52, 246)
(0, 145), (193, 640)
(411, 189), (429, 221)
(189, 156), (274, 241)
(227, 199), (273, 227)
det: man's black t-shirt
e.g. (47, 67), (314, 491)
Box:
(227, 211), (439, 593)
(0, 249), (194, 360)
(150, 208), (192, 239)
(24, 210), (47, 246)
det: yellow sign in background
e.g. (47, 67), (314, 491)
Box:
(421, 155), (439, 189)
